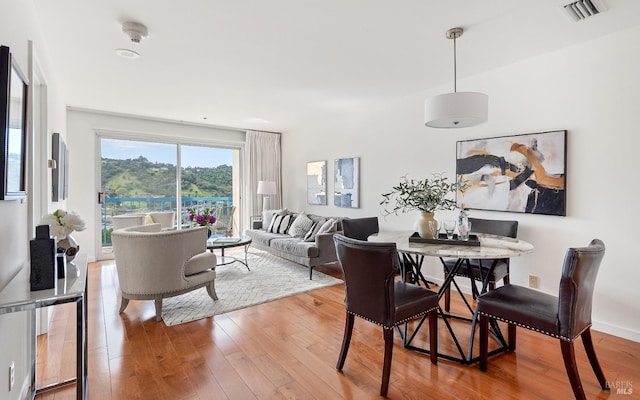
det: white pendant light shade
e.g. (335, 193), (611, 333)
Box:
(424, 91), (488, 128)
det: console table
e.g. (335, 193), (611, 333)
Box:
(0, 254), (87, 399)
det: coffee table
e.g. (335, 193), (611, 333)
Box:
(206, 235), (252, 270)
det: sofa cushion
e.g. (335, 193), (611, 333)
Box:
(270, 238), (320, 258)
(263, 209), (287, 229)
(184, 252), (217, 276)
(289, 212), (315, 238)
(268, 213), (294, 234)
(304, 218), (325, 242)
(247, 229), (290, 247)
(318, 218), (338, 234)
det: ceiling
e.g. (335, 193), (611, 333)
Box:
(32, 0), (640, 133)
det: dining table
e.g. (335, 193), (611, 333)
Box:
(369, 230), (534, 364)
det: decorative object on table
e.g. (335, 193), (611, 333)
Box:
(456, 130), (567, 216)
(0, 45), (29, 200)
(29, 224), (57, 291)
(307, 160), (327, 205)
(380, 173), (465, 239)
(41, 209), (86, 263)
(424, 27), (488, 129)
(334, 157), (359, 208)
(443, 219), (456, 239)
(187, 207), (217, 237)
(409, 232), (480, 246)
(457, 208), (471, 240)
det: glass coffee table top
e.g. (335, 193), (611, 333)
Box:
(206, 235), (252, 270)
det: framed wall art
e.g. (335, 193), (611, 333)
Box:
(52, 132), (69, 201)
(307, 160), (327, 205)
(334, 157), (359, 208)
(0, 45), (29, 200)
(456, 130), (567, 216)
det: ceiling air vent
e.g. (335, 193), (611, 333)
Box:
(563, 0), (605, 22)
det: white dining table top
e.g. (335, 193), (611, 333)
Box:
(368, 231), (534, 259)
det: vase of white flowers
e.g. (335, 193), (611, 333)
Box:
(41, 209), (86, 263)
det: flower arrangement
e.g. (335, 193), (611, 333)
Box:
(187, 207), (217, 227)
(41, 209), (86, 239)
(380, 173), (466, 215)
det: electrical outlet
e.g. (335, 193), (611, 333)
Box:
(9, 361), (14, 391)
(528, 275), (539, 289)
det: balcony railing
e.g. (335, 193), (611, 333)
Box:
(102, 196), (233, 246)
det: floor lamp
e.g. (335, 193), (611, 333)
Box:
(257, 181), (276, 212)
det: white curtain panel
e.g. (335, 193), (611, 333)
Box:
(244, 130), (282, 229)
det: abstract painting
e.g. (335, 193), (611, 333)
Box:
(307, 160), (327, 205)
(456, 130), (567, 216)
(334, 157), (359, 208)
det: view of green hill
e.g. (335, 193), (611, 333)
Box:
(101, 156), (232, 198)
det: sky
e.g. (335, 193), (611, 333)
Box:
(101, 138), (233, 168)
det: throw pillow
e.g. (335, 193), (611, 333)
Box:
(304, 218), (326, 242)
(262, 208), (287, 230)
(268, 213), (294, 234)
(317, 218), (338, 234)
(288, 212), (315, 238)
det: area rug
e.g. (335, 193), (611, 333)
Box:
(161, 248), (342, 326)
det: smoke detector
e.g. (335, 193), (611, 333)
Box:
(122, 21), (149, 44)
(562, 0), (606, 22)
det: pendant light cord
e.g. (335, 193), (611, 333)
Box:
(453, 35), (457, 93)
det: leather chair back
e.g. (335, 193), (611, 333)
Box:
(558, 239), (606, 339)
(334, 234), (397, 327)
(469, 217), (518, 238)
(341, 217), (379, 241)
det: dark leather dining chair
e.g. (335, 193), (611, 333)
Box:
(443, 217), (518, 312)
(333, 234), (439, 397)
(477, 239), (608, 400)
(341, 216), (379, 240)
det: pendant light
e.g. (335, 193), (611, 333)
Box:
(424, 27), (488, 129)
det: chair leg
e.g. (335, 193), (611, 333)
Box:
(508, 323), (517, 351)
(119, 297), (130, 314)
(581, 328), (609, 391)
(560, 340), (587, 400)
(154, 296), (163, 322)
(479, 314), (489, 371)
(428, 309), (438, 365)
(207, 281), (219, 300)
(336, 313), (355, 371)
(444, 272), (451, 312)
(381, 328), (393, 397)
(470, 275), (479, 299)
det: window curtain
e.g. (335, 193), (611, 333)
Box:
(244, 130), (282, 229)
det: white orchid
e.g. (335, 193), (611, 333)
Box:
(41, 209), (86, 239)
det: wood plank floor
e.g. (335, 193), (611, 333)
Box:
(35, 253), (639, 399)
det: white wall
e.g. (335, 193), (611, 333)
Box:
(0, 1), (68, 398)
(66, 109), (246, 260)
(282, 25), (640, 342)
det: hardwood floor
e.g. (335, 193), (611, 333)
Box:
(36, 253), (639, 399)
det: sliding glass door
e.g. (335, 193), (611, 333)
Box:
(99, 137), (237, 257)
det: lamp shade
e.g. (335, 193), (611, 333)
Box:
(257, 180), (276, 195)
(424, 91), (488, 128)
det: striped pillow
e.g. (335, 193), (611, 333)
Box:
(268, 214), (294, 234)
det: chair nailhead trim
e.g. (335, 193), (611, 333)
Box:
(477, 311), (589, 342)
(348, 306), (438, 329)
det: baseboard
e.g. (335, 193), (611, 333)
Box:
(592, 320), (640, 343)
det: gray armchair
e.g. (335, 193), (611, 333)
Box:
(111, 224), (218, 321)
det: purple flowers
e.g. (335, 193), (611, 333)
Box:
(187, 207), (217, 227)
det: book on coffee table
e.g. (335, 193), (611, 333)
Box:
(211, 237), (241, 243)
